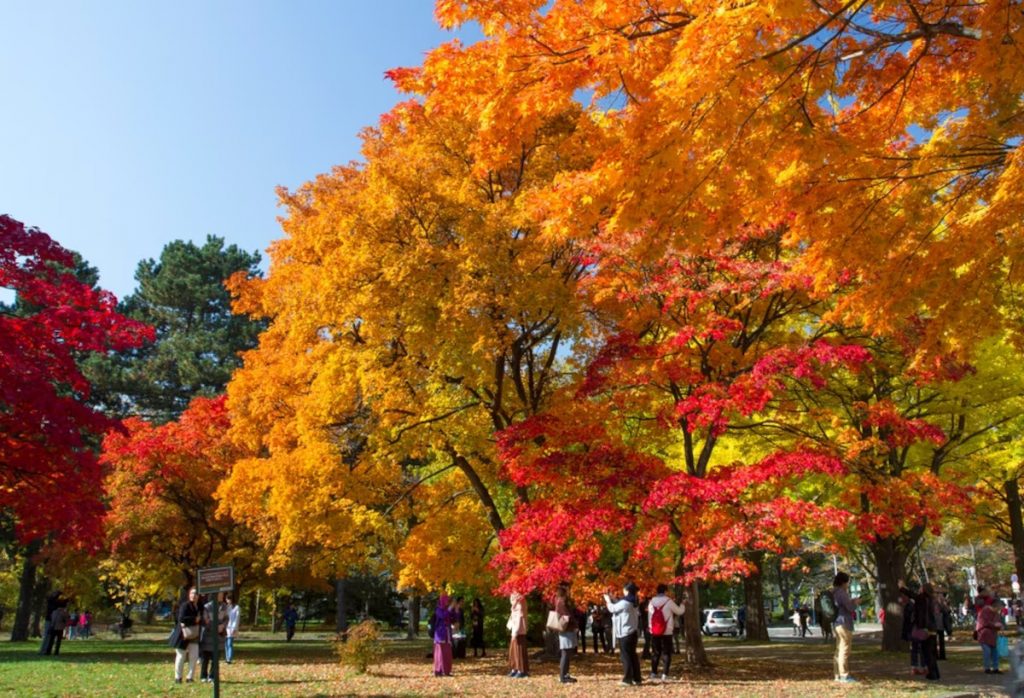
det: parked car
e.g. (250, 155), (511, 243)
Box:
(701, 608), (739, 637)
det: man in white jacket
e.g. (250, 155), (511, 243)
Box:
(647, 584), (685, 681)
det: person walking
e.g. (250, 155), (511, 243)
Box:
(976, 596), (1003, 674)
(431, 594), (454, 677)
(799, 606), (812, 637)
(648, 583), (684, 681)
(282, 602), (298, 642)
(470, 598), (486, 658)
(225, 593), (240, 664)
(605, 582), (643, 686)
(554, 584), (579, 684)
(790, 607), (802, 636)
(78, 610), (90, 640)
(832, 572), (859, 683)
(173, 588), (201, 684)
(506, 592), (529, 679)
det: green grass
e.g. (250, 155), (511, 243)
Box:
(0, 631), (344, 697)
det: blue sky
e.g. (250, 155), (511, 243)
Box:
(1, 0), (474, 300)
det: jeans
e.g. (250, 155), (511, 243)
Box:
(651, 634), (673, 676)
(559, 649), (573, 679)
(618, 632), (642, 684)
(39, 622), (55, 655)
(225, 636), (234, 662)
(910, 638), (923, 668)
(982, 642), (999, 671)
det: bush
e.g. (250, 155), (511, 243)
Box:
(335, 619), (386, 675)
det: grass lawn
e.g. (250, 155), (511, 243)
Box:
(0, 628), (1012, 697)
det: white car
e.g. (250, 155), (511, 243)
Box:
(701, 609), (739, 637)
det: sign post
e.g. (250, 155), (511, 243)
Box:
(197, 566), (234, 698)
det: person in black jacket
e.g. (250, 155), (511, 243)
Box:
(173, 588), (201, 684)
(900, 579), (940, 681)
(39, 591), (64, 655)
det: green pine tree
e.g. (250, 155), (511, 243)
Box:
(85, 235), (264, 422)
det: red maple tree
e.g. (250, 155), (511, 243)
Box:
(0, 215), (152, 546)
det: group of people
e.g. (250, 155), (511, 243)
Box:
(832, 573), (1018, 684)
(170, 587), (240, 684)
(430, 582), (685, 686)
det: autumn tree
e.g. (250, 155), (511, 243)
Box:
(223, 95), (596, 593)
(490, 229), (862, 663)
(0, 215), (152, 640)
(756, 327), (1020, 650)
(419, 0), (1024, 357)
(86, 236), (264, 422)
(102, 395), (267, 600)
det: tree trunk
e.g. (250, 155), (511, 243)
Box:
(1005, 478), (1024, 587)
(775, 558), (791, 618)
(406, 595), (420, 640)
(743, 554), (770, 641)
(30, 574), (49, 638)
(10, 543), (39, 642)
(871, 537), (911, 652)
(177, 568), (195, 604)
(335, 578), (348, 638)
(271, 594), (280, 633)
(144, 596), (158, 624)
(246, 590), (258, 626)
(682, 581), (710, 666)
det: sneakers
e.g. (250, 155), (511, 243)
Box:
(560, 676), (578, 684)
(516, 673), (529, 679)
(661, 674), (670, 681)
(509, 670), (518, 677)
(618, 680), (633, 686)
(835, 676), (857, 683)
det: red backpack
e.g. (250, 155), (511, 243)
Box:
(650, 601), (669, 636)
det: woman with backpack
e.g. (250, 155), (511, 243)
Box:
(647, 584), (684, 681)
(605, 582), (643, 686)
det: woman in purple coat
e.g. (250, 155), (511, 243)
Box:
(432, 594), (454, 677)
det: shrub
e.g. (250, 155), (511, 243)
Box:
(335, 619), (386, 674)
